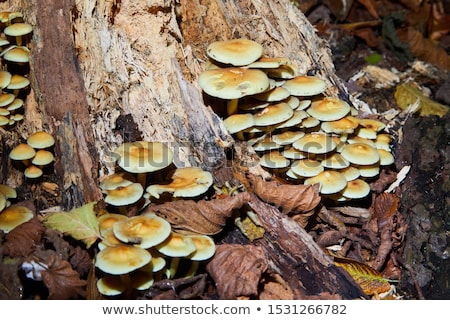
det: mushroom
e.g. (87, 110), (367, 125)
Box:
(31, 149), (54, 169)
(292, 132), (337, 155)
(223, 113), (254, 140)
(145, 166), (213, 199)
(112, 213), (171, 249)
(9, 143), (36, 167)
(26, 131), (55, 150)
(253, 102), (294, 127)
(0, 70), (12, 89)
(99, 172), (135, 191)
(0, 204), (34, 233)
(306, 97), (350, 121)
(4, 22), (32, 46)
(206, 38), (263, 67)
(340, 142), (380, 165)
(304, 170), (347, 194)
(96, 275), (127, 296)
(290, 159), (324, 178)
(97, 213), (128, 236)
(113, 141), (174, 187)
(6, 74), (29, 96)
(156, 231), (197, 279)
(283, 75), (327, 96)
(339, 179), (371, 199)
(24, 165), (43, 179)
(198, 67), (270, 115)
(2, 46), (30, 64)
(184, 234), (216, 278)
(103, 182), (144, 211)
(95, 244), (152, 282)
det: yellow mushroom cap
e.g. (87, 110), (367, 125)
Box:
(26, 131), (55, 149)
(206, 38), (263, 66)
(359, 118), (386, 132)
(99, 172), (135, 191)
(223, 113), (254, 134)
(188, 234), (216, 261)
(304, 170), (347, 194)
(0, 70), (12, 89)
(0, 92), (15, 107)
(339, 166), (361, 181)
(377, 149), (395, 166)
(97, 276), (126, 296)
(0, 204), (34, 233)
(283, 75), (327, 96)
(24, 165), (43, 179)
(355, 163), (380, 178)
(321, 115), (360, 134)
(340, 143), (380, 165)
(112, 213), (171, 249)
(97, 213), (128, 235)
(6, 74), (29, 90)
(293, 132), (337, 154)
(104, 182), (144, 206)
(31, 150), (54, 166)
(198, 67), (270, 100)
(113, 141), (174, 174)
(272, 131), (305, 145)
(259, 150), (290, 169)
(3, 46), (30, 63)
(339, 179), (371, 199)
(0, 184), (17, 199)
(4, 23), (33, 37)
(254, 86), (291, 102)
(9, 143), (36, 161)
(253, 102), (294, 126)
(290, 159), (324, 177)
(321, 153), (350, 169)
(95, 244), (152, 275)
(145, 167), (213, 199)
(307, 97), (350, 121)
(156, 231), (197, 257)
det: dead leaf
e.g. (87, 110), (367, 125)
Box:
(69, 246), (93, 276)
(206, 244), (268, 299)
(3, 217), (45, 257)
(146, 191), (251, 235)
(373, 193), (400, 228)
(394, 82), (449, 117)
(40, 253), (87, 299)
(333, 255), (391, 296)
(42, 202), (101, 248)
(248, 174), (321, 215)
(397, 26), (450, 71)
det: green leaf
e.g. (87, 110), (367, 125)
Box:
(42, 202), (100, 248)
(364, 53), (382, 65)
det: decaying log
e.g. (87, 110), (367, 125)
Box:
(249, 194), (367, 299)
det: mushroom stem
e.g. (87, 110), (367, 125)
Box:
(184, 261), (199, 278)
(15, 36), (22, 47)
(137, 173), (147, 188)
(119, 273), (133, 299)
(166, 257), (180, 279)
(226, 99), (239, 115)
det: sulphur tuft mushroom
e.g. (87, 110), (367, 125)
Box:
(206, 38), (263, 67)
(0, 204), (34, 233)
(145, 166), (213, 199)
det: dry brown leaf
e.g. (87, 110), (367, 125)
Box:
(146, 191), (251, 235)
(3, 217), (45, 257)
(206, 244), (268, 299)
(373, 193), (400, 228)
(333, 255), (391, 296)
(40, 254), (87, 299)
(248, 174), (321, 215)
(398, 26), (450, 70)
(69, 246), (93, 276)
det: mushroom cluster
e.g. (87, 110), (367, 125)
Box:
(102, 140), (214, 213)
(0, 11), (32, 128)
(9, 131), (55, 179)
(95, 211), (215, 296)
(199, 38), (395, 201)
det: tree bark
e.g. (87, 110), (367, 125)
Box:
(2, 0), (365, 298)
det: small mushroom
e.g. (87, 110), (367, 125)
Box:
(113, 141), (174, 187)
(304, 170), (347, 195)
(0, 204), (34, 233)
(26, 131), (55, 150)
(198, 67), (270, 115)
(206, 38), (263, 67)
(306, 97), (350, 121)
(112, 213), (171, 249)
(283, 75), (327, 96)
(4, 22), (33, 46)
(95, 244), (152, 275)
(145, 166), (213, 199)
(9, 143), (36, 167)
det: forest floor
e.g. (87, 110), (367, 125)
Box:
(300, 0), (450, 299)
